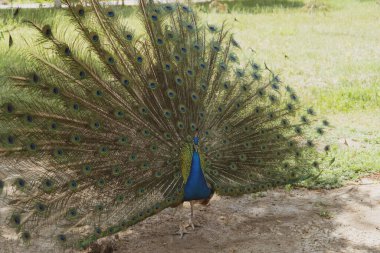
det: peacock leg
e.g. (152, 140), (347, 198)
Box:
(174, 203), (190, 238)
(189, 201), (195, 230)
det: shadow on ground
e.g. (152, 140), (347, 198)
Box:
(1, 177), (379, 252)
(82, 176), (380, 253)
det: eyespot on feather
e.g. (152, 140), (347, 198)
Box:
(89, 32), (100, 43)
(75, 4), (85, 16)
(166, 89), (176, 99)
(42, 178), (54, 193)
(97, 178), (105, 188)
(42, 25), (52, 37)
(10, 213), (21, 227)
(21, 231), (31, 242)
(35, 202), (47, 213)
(136, 56), (143, 64)
(57, 234), (67, 243)
(26, 142), (37, 151)
(78, 69), (87, 79)
(125, 33), (133, 41)
(105, 8), (115, 18)
(90, 120), (101, 130)
(68, 180), (78, 190)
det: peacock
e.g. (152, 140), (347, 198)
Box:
(0, 0), (331, 250)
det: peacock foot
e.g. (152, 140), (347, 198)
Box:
(186, 216), (202, 231)
(176, 222), (191, 238)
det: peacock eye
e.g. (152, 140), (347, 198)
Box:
(92, 34), (99, 42)
(252, 73), (261, 80)
(107, 11), (115, 17)
(11, 214), (21, 225)
(42, 25), (52, 36)
(126, 34), (133, 41)
(17, 178), (25, 187)
(26, 115), (33, 123)
(32, 73), (39, 83)
(175, 76), (183, 85)
(182, 5), (191, 12)
(157, 38), (163, 45)
(58, 234), (66, 242)
(212, 44), (220, 52)
(208, 25), (217, 32)
(7, 136), (15, 144)
(107, 56), (115, 64)
(164, 5), (173, 11)
(79, 70), (86, 79)
(6, 103), (14, 113)
(22, 231), (31, 241)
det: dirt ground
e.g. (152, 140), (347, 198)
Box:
(1, 176), (379, 253)
(85, 176), (380, 253)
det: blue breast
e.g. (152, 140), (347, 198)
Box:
(183, 151), (212, 201)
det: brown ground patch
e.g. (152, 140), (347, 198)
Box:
(84, 177), (380, 253)
(1, 178), (379, 253)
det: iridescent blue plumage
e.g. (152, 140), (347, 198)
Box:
(183, 137), (212, 201)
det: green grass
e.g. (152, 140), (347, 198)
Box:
(0, 0), (379, 188)
(311, 81), (380, 113)
(198, 0), (305, 13)
(306, 111), (380, 188)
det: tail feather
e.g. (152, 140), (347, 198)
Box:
(0, 0), (331, 250)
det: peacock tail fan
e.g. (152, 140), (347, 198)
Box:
(0, 0), (332, 250)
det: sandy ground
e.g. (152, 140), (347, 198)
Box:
(1, 176), (380, 253)
(85, 176), (380, 253)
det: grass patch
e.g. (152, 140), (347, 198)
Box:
(304, 111), (380, 188)
(198, 0), (305, 13)
(311, 81), (380, 113)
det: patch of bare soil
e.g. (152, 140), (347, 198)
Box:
(1, 178), (380, 253)
(85, 177), (380, 253)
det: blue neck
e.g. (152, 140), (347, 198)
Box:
(183, 150), (212, 201)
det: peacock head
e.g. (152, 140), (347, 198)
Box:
(193, 128), (200, 146)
